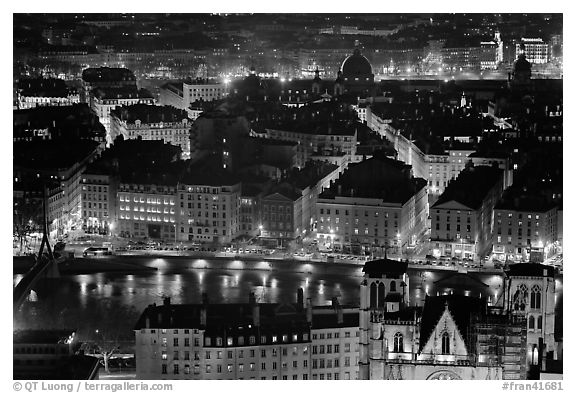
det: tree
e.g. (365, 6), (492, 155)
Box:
(78, 300), (140, 373)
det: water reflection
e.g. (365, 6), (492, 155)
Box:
(16, 257), (554, 339)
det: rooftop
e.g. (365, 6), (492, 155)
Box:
(111, 104), (188, 124)
(495, 188), (557, 213)
(82, 67), (136, 83)
(419, 295), (487, 354)
(14, 139), (100, 170)
(18, 77), (74, 98)
(134, 301), (309, 335)
(362, 258), (408, 278)
(179, 158), (240, 187)
(14, 329), (75, 345)
(311, 310), (359, 329)
(93, 87), (153, 101)
(432, 165), (502, 210)
(505, 263), (555, 278)
(319, 153), (426, 204)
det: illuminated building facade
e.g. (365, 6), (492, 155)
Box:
(310, 303), (360, 380)
(80, 172), (115, 235)
(81, 67), (137, 104)
(16, 77), (80, 110)
(176, 179), (241, 244)
(316, 155), (427, 254)
(110, 104), (191, 158)
(117, 182), (177, 241)
(134, 296), (362, 381)
(91, 87), (155, 144)
(503, 264), (558, 373)
(358, 260), (527, 380)
(493, 196), (558, 263)
(134, 297), (312, 380)
(516, 38), (549, 65)
(430, 165), (505, 261)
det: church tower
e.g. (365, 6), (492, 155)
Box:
(311, 67), (322, 94)
(359, 259), (410, 379)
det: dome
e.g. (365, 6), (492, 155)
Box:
(341, 48), (373, 76)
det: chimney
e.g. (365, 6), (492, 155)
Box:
(306, 298), (313, 324)
(163, 297), (171, 306)
(297, 288), (304, 310)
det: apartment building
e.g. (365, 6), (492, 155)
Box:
(316, 154), (427, 254)
(110, 104), (191, 158)
(493, 192), (558, 263)
(176, 165), (241, 244)
(430, 165), (504, 260)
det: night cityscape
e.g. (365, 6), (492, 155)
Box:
(12, 12), (563, 383)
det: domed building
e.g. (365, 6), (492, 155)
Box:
(339, 48), (375, 93)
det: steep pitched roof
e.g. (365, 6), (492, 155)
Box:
(418, 295), (486, 354)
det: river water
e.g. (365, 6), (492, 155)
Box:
(13, 256), (561, 344)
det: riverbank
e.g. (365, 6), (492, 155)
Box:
(13, 256), (158, 275)
(14, 252), (503, 277)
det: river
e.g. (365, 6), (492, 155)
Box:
(13, 256), (562, 347)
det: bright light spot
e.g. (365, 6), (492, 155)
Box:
(280, 78), (286, 83)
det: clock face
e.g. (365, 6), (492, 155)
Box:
(427, 370), (461, 380)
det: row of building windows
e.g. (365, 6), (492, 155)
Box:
(320, 209), (398, 218)
(311, 343), (354, 354)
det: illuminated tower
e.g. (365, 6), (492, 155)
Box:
(359, 259), (410, 379)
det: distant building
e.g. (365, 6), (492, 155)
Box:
(13, 104), (106, 144)
(191, 111), (251, 169)
(133, 294), (361, 380)
(91, 87), (155, 144)
(176, 163), (241, 244)
(16, 77), (80, 110)
(81, 171), (115, 235)
(493, 192), (559, 263)
(339, 48), (375, 94)
(81, 67), (137, 104)
(134, 296), (312, 380)
(359, 259), (528, 380)
(316, 154), (427, 255)
(516, 38), (549, 65)
(259, 162), (341, 243)
(13, 139), (103, 237)
(263, 124), (357, 169)
(14, 330), (100, 380)
(110, 104), (191, 158)
(158, 79), (227, 111)
(81, 138), (182, 236)
(430, 165), (505, 260)
(116, 162), (181, 241)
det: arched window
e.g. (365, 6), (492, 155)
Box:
(378, 282), (385, 307)
(390, 280), (397, 292)
(537, 315), (543, 330)
(441, 332), (450, 355)
(370, 282), (377, 308)
(528, 315), (535, 329)
(393, 332), (403, 353)
(514, 284), (528, 310)
(530, 285), (542, 309)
